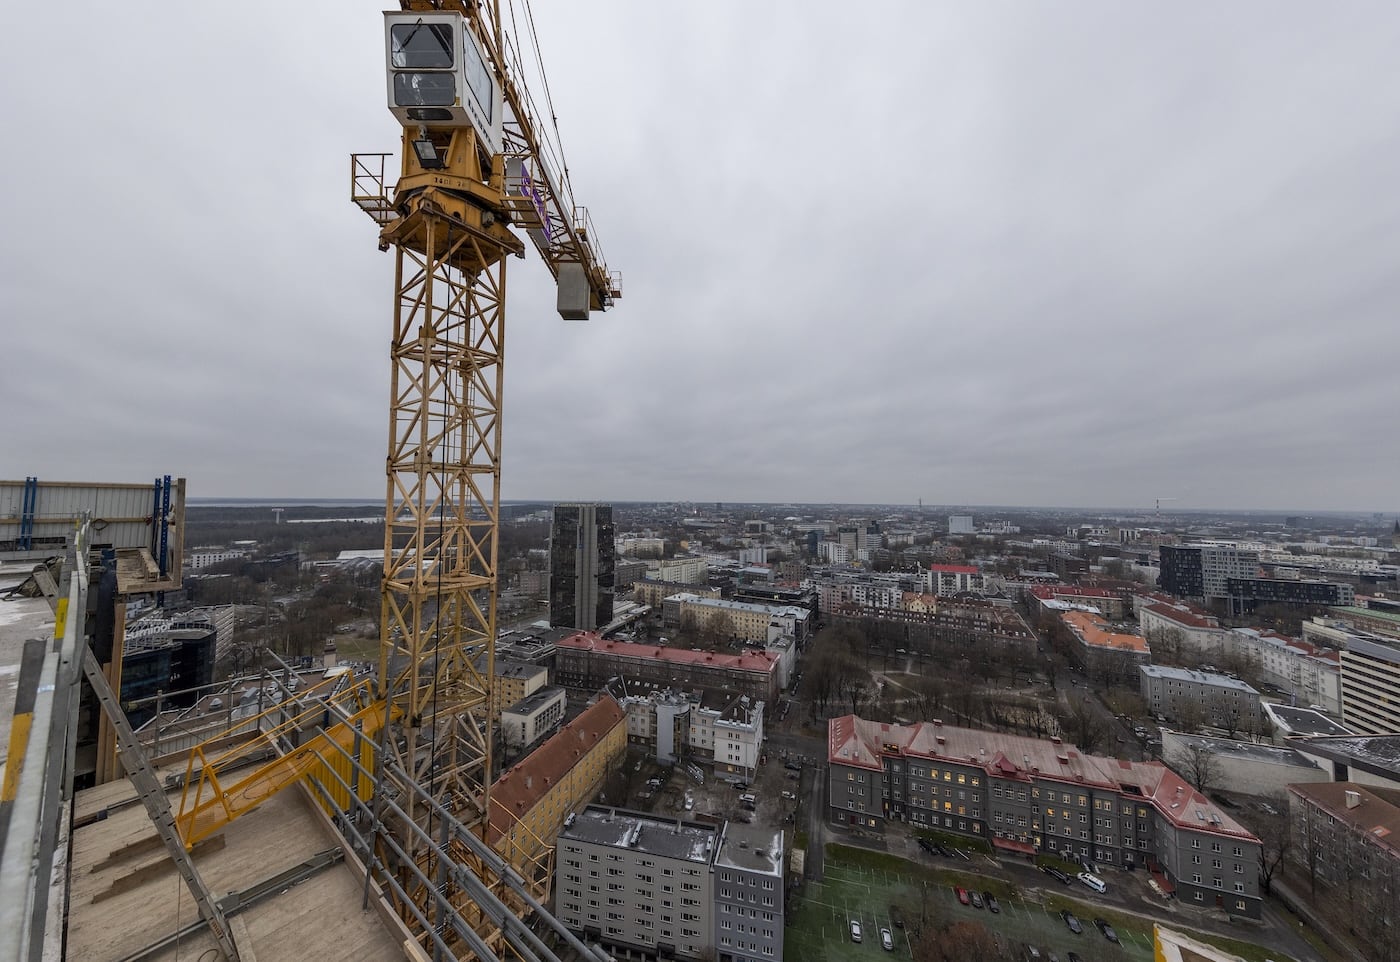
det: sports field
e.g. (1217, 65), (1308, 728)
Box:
(785, 846), (1282, 962)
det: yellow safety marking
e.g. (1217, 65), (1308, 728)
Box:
(54, 598), (68, 640)
(2, 714), (33, 802)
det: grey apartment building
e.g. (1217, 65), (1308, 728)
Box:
(827, 716), (1262, 919)
(1139, 665), (1263, 732)
(555, 806), (783, 962)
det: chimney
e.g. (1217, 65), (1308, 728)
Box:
(323, 639), (338, 670)
(1345, 790), (1362, 810)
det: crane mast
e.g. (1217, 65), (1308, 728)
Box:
(351, 0), (619, 953)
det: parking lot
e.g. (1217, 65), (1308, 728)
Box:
(787, 848), (1196, 962)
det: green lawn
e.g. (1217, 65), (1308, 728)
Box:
(785, 845), (1294, 962)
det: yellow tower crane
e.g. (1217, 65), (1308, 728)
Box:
(350, 0), (620, 944)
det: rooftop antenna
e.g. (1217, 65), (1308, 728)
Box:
(1154, 497), (1176, 519)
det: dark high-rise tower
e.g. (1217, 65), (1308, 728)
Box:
(549, 503), (615, 630)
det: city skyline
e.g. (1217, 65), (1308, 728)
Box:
(5, 4), (1399, 512)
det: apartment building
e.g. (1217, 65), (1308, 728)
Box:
(1029, 584), (1126, 620)
(555, 632), (782, 703)
(827, 715), (1262, 918)
(482, 657), (550, 722)
(1228, 627), (1342, 716)
(487, 695), (627, 892)
(1158, 545), (1259, 603)
(662, 595), (809, 644)
(555, 807), (718, 961)
(1139, 666), (1263, 733)
(714, 826), (785, 962)
(1060, 610), (1151, 684)
(501, 686), (568, 750)
(648, 557), (709, 585)
(619, 687), (765, 775)
(1339, 633), (1400, 735)
(633, 579), (721, 608)
(1287, 782), (1400, 933)
(1138, 602), (1227, 657)
(925, 564), (985, 596)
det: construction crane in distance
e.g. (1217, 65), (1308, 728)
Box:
(1155, 497), (1177, 518)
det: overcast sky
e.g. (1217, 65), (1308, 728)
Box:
(4, 2), (1398, 513)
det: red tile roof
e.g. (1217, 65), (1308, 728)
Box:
(828, 715), (1257, 841)
(1062, 610), (1150, 653)
(557, 631), (781, 673)
(1141, 601), (1218, 629)
(930, 564), (979, 574)
(487, 695), (625, 846)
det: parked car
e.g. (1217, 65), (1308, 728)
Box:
(969, 891), (984, 910)
(1077, 872), (1106, 894)
(954, 887), (970, 906)
(786, 771), (799, 780)
(1041, 865), (1072, 885)
(850, 920), (862, 943)
(1093, 918), (1119, 944)
(1024, 947), (1042, 961)
(781, 790), (797, 800)
(1067, 953), (1084, 962)
(917, 839), (936, 855)
(890, 905), (904, 929)
(880, 928), (894, 952)
(784, 761), (802, 772)
(982, 892), (1000, 913)
(935, 843), (954, 858)
(1060, 910), (1082, 935)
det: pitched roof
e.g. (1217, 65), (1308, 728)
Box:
(487, 694), (625, 845)
(1062, 610), (1150, 653)
(558, 631), (781, 673)
(827, 714), (1257, 841)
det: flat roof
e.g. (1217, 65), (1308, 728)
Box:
(1266, 705), (1352, 736)
(560, 805), (717, 863)
(503, 685), (566, 716)
(1162, 731), (1323, 769)
(714, 824), (783, 876)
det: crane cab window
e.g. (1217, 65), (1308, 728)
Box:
(393, 72), (455, 108)
(391, 23), (454, 69)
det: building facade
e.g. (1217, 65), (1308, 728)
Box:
(827, 715), (1262, 918)
(555, 632), (782, 703)
(501, 686), (568, 750)
(488, 695), (627, 892)
(1339, 633), (1400, 735)
(925, 564), (985, 596)
(1139, 666), (1263, 733)
(551, 503), (616, 630)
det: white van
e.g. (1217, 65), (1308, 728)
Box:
(1077, 872), (1107, 894)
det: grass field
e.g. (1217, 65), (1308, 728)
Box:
(785, 845), (1289, 962)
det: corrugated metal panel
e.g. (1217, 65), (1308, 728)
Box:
(1, 480), (179, 552)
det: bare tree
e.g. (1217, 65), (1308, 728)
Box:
(1254, 811), (1291, 895)
(912, 920), (1008, 962)
(1168, 743), (1220, 795)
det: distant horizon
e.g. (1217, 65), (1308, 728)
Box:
(185, 497), (1398, 520)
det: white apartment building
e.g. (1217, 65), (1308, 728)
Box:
(1339, 634), (1400, 735)
(649, 557), (709, 584)
(924, 564), (985, 596)
(817, 541), (850, 564)
(619, 688), (765, 777)
(1138, 602), (1229, 656)
(1228, 628), (1342, 716)
(948, 515), (975, 535)
(501, 686), (567, 750)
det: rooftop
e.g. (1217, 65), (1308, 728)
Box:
(503, 685), (566, 716)
(829, 715), (1257, 841)
(558, 631), (781, 674)
(1141, 601), (1220, 631)
(714, 823), (783, 876)
(1062, 610), (1150, 653)
(1286, 734), (1400, 778)
(1266, 704), (1352, 736)
(560, 805), (718, 863)
(487, 695), (625, 845)
(1287, 782), (1400, 858)
(1161, 731), (1324, 769)
(1140, 665), (1258, 693)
